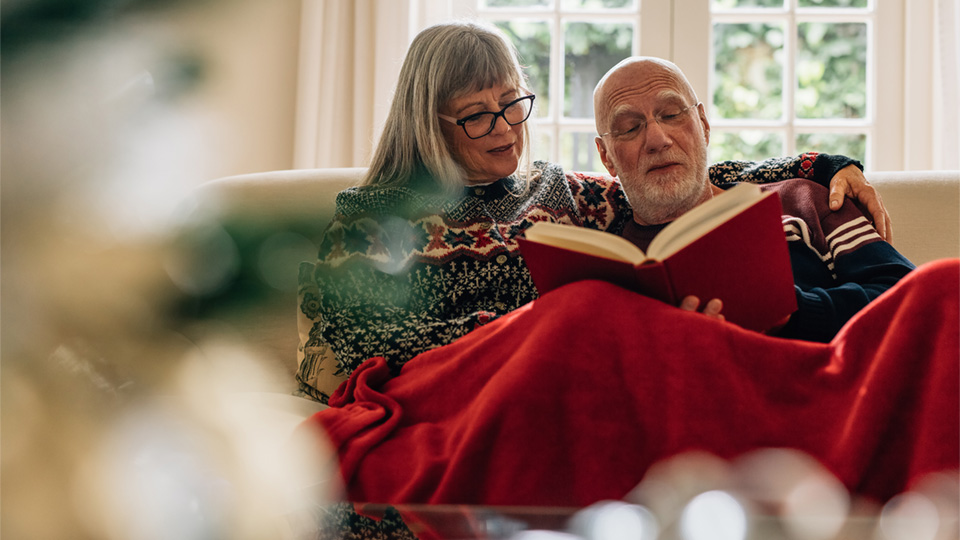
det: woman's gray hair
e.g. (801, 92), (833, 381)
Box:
(363, 20), (535, 191)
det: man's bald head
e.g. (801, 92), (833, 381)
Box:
(594, 57), (699, 136)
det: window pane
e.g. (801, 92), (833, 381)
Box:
(532, 129), (553, 164)
(713, 23), (784, 120)
(796, 22), (867, 119)
(709, 131), (784, 162)
(712, 0), (784, 7)
(796, 133), (866, 163)
(564, 21), (632, 118)
(561, 0), (634, 8)
(798, 0), (867, 7)
(495, 21), (551, 118)
(482, 0), (551, 7)
(560, 132), (603, 172)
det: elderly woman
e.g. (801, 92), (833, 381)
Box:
(296, 20), (885, 404)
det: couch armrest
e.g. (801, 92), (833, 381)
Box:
(193, 167), (366, 221)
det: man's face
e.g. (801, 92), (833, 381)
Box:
(595, 63), (712, 225)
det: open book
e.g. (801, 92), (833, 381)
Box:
(517, 183), (797, 332)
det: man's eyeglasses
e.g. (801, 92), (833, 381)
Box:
(438, 94), (536, 139)
(600, 102), (701, 141)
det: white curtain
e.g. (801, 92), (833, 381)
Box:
(905, 0), (960, 170)
(934, 0), (959, 169)
(293, 0), (403, 168)
(294, 0), (457, 169)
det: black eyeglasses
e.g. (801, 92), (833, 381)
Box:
(438, 94), (536, 139)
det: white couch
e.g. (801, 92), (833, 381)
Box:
(186, 168), (960, 392)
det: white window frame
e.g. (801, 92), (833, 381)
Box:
(452, 0), (662, 170)
(447, 0), (933, 171)
(677, 0), (907, 171)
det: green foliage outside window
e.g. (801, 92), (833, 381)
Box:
(709, 131), (784, 163)
(497, 20), (631, 121)
(495, 21), (551, 115)
(797, 0), (867, 6)
(489, 1), (869, 166)
(797, 22), (867, 119)
(557, 133), (592, 172)
(496, 19), (630, 170)
(712, 19), (868, 163)
(564, 22), (632, 118)
(560, 0), (634, 8)
(796, 133), (866, 162)
(712, 0), (784, 7)
(483, 0), (548, 7)
(486, 0), (635, 6)
(712, 0), (867, 6)
(713, 22), (784, 120)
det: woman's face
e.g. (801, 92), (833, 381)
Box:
(439, 83), (526, 185)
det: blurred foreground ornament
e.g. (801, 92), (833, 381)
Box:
(1, 1), (341, 538)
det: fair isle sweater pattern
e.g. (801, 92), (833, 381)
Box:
(297, 162), (630, 402)
(297, 154), (858, 403)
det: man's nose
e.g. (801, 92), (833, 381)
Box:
(644, 119), (672, 152)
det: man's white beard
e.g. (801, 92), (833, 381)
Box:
(626, 169), (710, 225)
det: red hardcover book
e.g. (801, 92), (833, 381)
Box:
(518, 183), (797, 333)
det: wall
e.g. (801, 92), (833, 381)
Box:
(162, 0), (303, 180)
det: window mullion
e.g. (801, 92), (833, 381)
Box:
(550, 7), (563, 164)
(785, 0), (797, 157)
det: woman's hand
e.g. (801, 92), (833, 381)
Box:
(828, 164), (893, 242)
(679, 296), (725, 322)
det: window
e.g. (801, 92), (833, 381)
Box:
(448, 0), (931, 171)
(459, 0), (643, 172)
(708, 0), (873, 165)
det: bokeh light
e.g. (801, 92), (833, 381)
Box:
(569, 500), (660, 540)
(679, 490), (748, 540)
(878, 492), (941, 540)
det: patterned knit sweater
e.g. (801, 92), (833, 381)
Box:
(297, 153), (859, 402)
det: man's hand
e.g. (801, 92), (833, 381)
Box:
(679, 296), (725, 322)
(828, 164), (893, 242)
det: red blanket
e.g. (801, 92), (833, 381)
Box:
(298, 259), (959, 508)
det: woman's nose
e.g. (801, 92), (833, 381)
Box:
(490, 113), (512, 135)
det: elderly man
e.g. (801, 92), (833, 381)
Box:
(593, 57), (915, 341)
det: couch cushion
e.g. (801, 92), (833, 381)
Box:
(866, 170), (960, 266)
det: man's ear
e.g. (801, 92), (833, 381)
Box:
(698, 102), (710, 146)
(595, 136), (618, 176)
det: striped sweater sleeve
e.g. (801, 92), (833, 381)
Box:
(767, 179), (915, 341)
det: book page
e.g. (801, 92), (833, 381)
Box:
(523, 222), (648, 265)
(647, 183), (766, 260)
